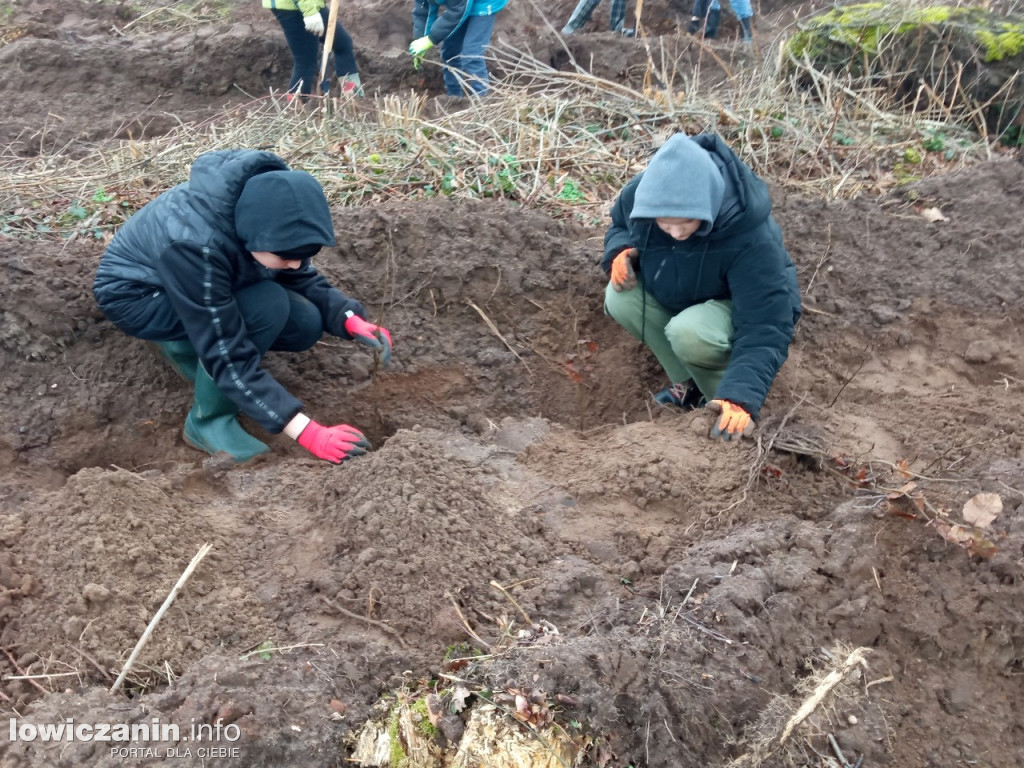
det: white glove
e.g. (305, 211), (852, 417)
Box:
(303, 13), (325, 36)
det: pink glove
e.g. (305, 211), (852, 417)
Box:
(344, 311), (393, 366)
(297, 421), (371, 463)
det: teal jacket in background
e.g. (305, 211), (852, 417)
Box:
(414, 0), (508, 43)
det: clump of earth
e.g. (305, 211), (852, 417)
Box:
(1, 1), (1022, 767)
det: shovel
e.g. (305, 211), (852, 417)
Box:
(318, 0), (341, 96)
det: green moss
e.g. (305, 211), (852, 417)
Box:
(443, 641), (486, 662)
(410, 698), (439, 739)
(976, 23), (1024, 61)
(387, 709), (406, 768)
(786, 4), (1024, 63)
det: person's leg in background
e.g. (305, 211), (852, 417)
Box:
(662, 299), (733, 400)
(609, 0), (626, 31)
(453, 14), (497, 96)
(320, 7), (364, 94)
(687, 0), (710, 34)
(98, 277), (325, 462)
(261, 289), (324, 354)
(440, 22), (471, 96)
(561, 0), (603, 35)
(272, 9), (318, 96)
(183, 282), (325, 461)
(604, 282), (734, 402)
(704, 0), (722, 38)
(727, 0), (754, 41)
(603, 282), (695, 388)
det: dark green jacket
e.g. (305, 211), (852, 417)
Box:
(602, 134), (801, 418)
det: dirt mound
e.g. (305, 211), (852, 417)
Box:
(2, 1), (1024, 767)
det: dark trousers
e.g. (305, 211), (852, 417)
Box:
(441, 14), (497, 96)
(272, 8), (358, 95)
(124, 282), (323, 355)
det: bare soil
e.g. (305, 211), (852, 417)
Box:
(1, 1), (1023, 767)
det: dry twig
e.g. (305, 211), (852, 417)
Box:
(111, 543), (212, 693)
(319, 595), (408, 648)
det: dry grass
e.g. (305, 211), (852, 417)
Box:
(0, 19), (1002, 241)
(111, 0), (232, 36)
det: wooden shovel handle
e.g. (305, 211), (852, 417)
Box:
(318, 0), (341, 90)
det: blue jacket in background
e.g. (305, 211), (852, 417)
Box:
(414, 0), (507, 42)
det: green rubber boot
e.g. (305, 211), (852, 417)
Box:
(154, 340), (199, 384)
(183, 364), (270, 463)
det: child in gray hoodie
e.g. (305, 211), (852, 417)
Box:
(602, 133), (801, 440)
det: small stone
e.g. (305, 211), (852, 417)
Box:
(868, 304), (899, 324)
(964, 339), (998, 364)
(348, 354), (372, 381)
(62, 616), (86, 639)
(82, 583), (111, 604)
(438, 714), (465, 744)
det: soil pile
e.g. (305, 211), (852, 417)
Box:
(1, 1), (1023, 767)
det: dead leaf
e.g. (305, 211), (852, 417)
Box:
(514, 692), (530, 721)
(962, 492), (1002, 528)
(450, 686), (471, 713)
(887, 480), (918, 499)
(425, 693), (444, 726)
(930, 519), (998, 559)
(885, 499), (918, 519)
(930, 519), (974, 546)
(328, 699), (346, 715)
(597, 743), (617, 768)
(920, 206), (948, 223)
(895, 458), (913, 479)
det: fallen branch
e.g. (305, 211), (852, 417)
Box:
(489, 579), (535, 627)
(111, 543), (212, 693)
(467, 301), (532, 373)
(69, 646), (114, 683)
(444, 592), (493, 650)
(2, 649), (49, 696)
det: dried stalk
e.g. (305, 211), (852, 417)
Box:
(111, 543), (212, 693)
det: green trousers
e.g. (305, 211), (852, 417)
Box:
(604, 282), (733, 400)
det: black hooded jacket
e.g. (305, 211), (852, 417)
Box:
(93, 149), (365, 433)
(602, 134), (801, 419)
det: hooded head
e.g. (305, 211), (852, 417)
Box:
(234, 170), (337, 256)
(630, 135), (725, 236)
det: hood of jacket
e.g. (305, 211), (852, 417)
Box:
(630, 133), (772, 241)
(95, 149), (338, 294)
(234, 169), (336, 253)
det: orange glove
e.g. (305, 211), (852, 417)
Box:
(610, 248), (638, 292)
(708, 399), (754, 441)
